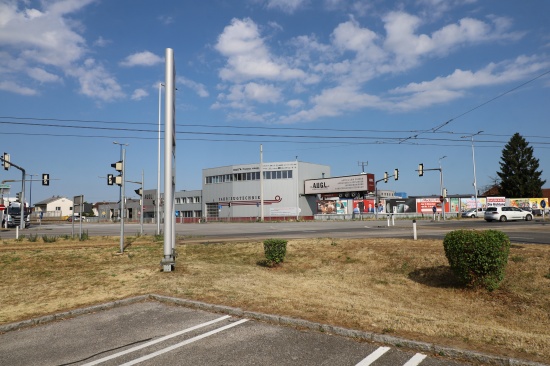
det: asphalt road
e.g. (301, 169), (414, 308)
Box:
(0, 299), (475, 366)
(1, 218), (549, 244)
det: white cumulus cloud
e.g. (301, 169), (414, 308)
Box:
(120, 51), (163, 67)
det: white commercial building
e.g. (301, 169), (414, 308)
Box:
(202, 161), (329, 220)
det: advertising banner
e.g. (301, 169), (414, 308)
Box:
(305, 174), (374, 194)
(352, 199), (378, 213)
(486, 197), (505, 207)
(416, 198), (450, 213)
(271, 207), (299, 216)
(460, 197), (487, 211)
(387, 198), (416, 213)
(336, 200), (349, 214)
(449, 197), (461, 213)
(509, 198), (549, 210)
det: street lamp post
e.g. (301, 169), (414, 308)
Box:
(157, 82), (164, 235)
(461, 131), (483, 216)
(439, 155), (447, 220)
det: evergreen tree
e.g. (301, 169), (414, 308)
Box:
(497, 133), (545, 197)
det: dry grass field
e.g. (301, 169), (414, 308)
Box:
(1, 234), (549, 364)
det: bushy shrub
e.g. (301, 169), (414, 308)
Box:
(42, 235), (57, 243)
(263, 238), (287, 266)
(443, 229), (510, 291)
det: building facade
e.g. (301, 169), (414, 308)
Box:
(202, 161), (329, 220)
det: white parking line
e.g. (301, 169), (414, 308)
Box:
(119, 319), (249, 365)
(355, 346), (390, 365)
(82, 315), (231, 365)
(403, 353), (427, 366)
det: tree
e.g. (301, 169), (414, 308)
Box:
(497, 133), (545, 197)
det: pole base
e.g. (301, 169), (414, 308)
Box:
(160, 257), (175, 272)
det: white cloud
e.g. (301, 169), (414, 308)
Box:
(0, 80), (37, 95)
(120, 51), (163, 67)
(287, 99), (304, 108)
(0, 1), (88, 67)
(215, 18), (306, 82)
(265, 0), (307, 13)
(216, 82), (282, 111)
(383, 11), (524, 69)
(389, 55), (550, 110)
(0, 0), (127, 102)
(177, 76), (209, 97)
(282, 85), (386, 123)
(214, 9), (531, 123)
(67, 58), (125, 101)
(27, 67), (61, 83)
(93, 36), (111, 47)
(131, 88), (148, 101)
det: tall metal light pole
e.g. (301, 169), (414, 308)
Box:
(461, 131), (483, 215)
(439, 155), (447, 220)
(113, 141), (128, 253)
(157, 82), (164, 235)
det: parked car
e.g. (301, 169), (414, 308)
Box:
(67, 215), (85, 222)
(461, 208), (485, 218)
(484, 206), (533, 222)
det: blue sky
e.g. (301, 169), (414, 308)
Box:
(1, 0), (549, 204)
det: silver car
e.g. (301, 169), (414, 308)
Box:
(461, 208), (485, 218)
(484, 206), (533, 222)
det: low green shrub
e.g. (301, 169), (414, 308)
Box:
(79, 230), (89, 241)
(443, 229), (510, 291)
(42, 235), (57, 243)
(28, 233), (39, 242)
(263, 238), (287, 266)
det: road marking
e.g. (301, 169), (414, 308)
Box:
(119, 319), (249, 365)
(82, 315), (231, 365)
(355, 346), (390, 365)
(403, 353), (427, 366)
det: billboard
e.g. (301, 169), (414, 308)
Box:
(416, 197), (450, 213)
(460, 197), (487, 211)
(305, 174), (375, 195)
(509, 198), (549, 210)
(487, 197), (506, 207)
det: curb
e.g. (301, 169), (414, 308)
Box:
(1, 294), (548, 366)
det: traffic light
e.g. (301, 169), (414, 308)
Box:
(394, 168), (399, 181)
(418, 163), (424, 177)
(111, 161), (123, 171)
(443, 188), (448, 197)
(107, 174), (114, 186)
(3, 152), (9, 170)
(115, 176), (123, 186)
(134, 188), (143, 196)
(42, 173), (50, 186)
(15, 192), (21, 202)
(384, 172), (388, 183)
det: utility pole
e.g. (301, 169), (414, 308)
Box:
(358, 161), (368, 174)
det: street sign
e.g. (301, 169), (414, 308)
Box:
(0, 184), (10, 189)
(0, 204), (5, 211)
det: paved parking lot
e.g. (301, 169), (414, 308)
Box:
(0, 299), (480, 366)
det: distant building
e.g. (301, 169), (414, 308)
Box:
(34, 196), (73, 218)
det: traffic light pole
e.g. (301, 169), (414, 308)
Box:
(417, 165), (446, 220)
(1, 155), (26, 230)
(374, 169), (398, 220)
(119, 148), (126, 253)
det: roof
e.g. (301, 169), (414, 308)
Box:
(34, 196), (70, 206)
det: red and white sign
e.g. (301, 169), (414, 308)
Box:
(0, 204), (5, 211)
